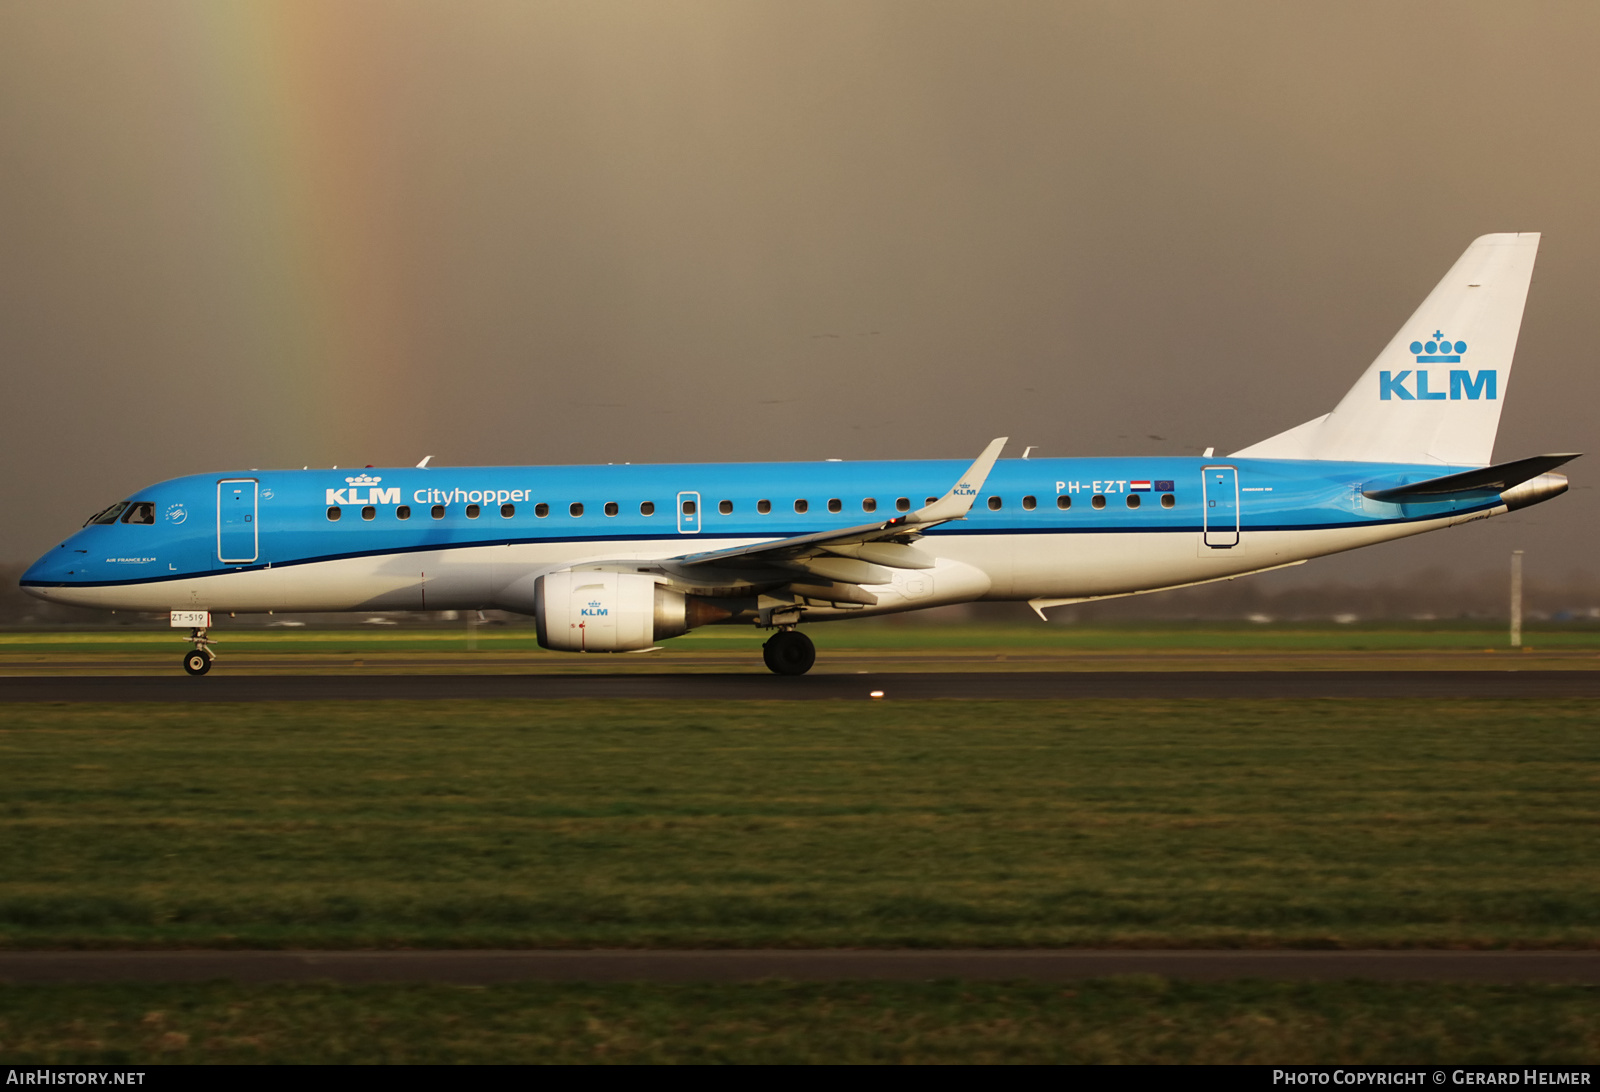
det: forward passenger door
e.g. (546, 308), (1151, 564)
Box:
(217, 479), (259, 564)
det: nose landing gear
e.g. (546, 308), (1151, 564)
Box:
(762, 628), (815, 676)
(181, 627), (216, 676)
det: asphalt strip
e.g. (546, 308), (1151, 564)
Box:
(2, 951), (1599, 984)
(5, 670), (1600, 701)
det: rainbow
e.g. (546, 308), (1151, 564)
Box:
(167, 3), (417, 460)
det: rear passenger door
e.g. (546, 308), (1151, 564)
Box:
(1201, 466), (1239, 548)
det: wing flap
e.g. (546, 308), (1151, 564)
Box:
(779, 556), (896, 585)
(818, 541), (936, 569)
(785, 580), (880, 607)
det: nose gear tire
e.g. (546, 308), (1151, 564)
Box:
(183, 650), (212, 676)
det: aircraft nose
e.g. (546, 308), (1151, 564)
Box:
(20, 543), (74, 596)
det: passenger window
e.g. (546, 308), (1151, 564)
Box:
(604, 502), (619, 517)
(327, 506), (342, 521)
(431, 505), (445, 519)
(795, 499), (809, 514)
(466, 504), (480, 519)
(1057, 495), (1071, 510)
(757, 499), (771, 514)
(640, 501), (655, 516)
(718, 499), (733, 515)
(570, 502), (583, 517)
(828, 498), (842, 513)
(535, 503), (549, 518)
(1126, 494), (1141, 509)
(1022, 495), (1037, 511)
(926, 497), (938, 506)
(397, 505), (412, 520)
(862, 498), (877, 513)
(1161, 494), (1176, 509)
(681, 499), (696, 515)
(1091, 494), (1106, 510)
(121, 502), (156, 524)
(501, 503), (515, 518)
(896, 497), (911, 512)
(362, 506), (376, 520)
(987, 496), (1002, 511)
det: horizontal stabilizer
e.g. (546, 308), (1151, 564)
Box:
(1362, 453), (1580, 502)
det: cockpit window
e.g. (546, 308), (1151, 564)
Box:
(121, 502), (156, 525)
(85, 502), (129, 527)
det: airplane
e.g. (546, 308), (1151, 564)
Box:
(20, 232), (1576, 676)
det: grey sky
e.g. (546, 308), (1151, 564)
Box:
(2, 1), (1594, 585)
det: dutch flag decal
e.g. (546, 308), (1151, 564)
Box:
(1130, 480), (1152, 492)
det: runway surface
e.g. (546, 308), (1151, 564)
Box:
(4, 670), (1600, 701)
(3, 950), (1598, 984)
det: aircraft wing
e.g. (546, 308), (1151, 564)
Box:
(668, 437), (1005, 607)
(677, 436), (1008, 568)
(565, 438), (1006, 610)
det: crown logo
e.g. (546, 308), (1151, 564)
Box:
(587, 600), (602, 608)
(1410, 331), (1467, 363)
(345, 474), (382, 486)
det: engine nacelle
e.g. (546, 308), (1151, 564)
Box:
(534, 571), (689, 652)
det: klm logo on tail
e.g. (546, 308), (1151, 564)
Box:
(1380, 331), (1496, 401)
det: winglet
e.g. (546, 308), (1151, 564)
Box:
(911, 438), (1007, 524)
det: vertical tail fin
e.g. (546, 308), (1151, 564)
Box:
(1233, 233), (1540, 465)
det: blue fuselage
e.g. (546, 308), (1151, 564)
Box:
(23, 456), (1496, 603)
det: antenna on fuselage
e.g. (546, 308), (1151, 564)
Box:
(417, 455), (433, 468)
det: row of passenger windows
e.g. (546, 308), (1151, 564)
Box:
(325, 492), (1178, 522)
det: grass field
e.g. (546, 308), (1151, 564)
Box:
(1, 698), (1596, 949)
(4, 979), (1598, 1064)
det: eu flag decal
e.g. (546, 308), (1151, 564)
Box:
(1154, 480), (1175, 492)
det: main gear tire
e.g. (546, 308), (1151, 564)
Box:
(762, 629), (816, 676)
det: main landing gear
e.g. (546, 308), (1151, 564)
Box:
(181, 627), (216, 676)
(762, 628), (815, 676)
